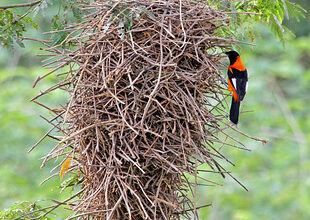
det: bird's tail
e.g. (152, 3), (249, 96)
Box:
(229, 98), (240, 124)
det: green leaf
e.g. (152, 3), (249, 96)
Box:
(51, 32), (68, 46)
(136, 6), (155, 18)
(16, 38), (25, 48)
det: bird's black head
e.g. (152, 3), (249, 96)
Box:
(225, 50), (240, 65)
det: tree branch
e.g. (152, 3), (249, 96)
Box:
(221, 121), (268, 144)
(0, 0), (41, 9)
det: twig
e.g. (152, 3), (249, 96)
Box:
(21, 37), (52, 43)
(15, 189), (83, 220)
(0, 0), (41, 9)
(221, 121), (268, 144)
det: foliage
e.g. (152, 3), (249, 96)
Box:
(212, 0), (305, 44)
(0, 0), (306, 49)
(0, 201), (53, 219)
(284, 0), (310, 37)
(0, 0), (88, 49)
(0, 9), (39, 48)
(49, 0), (88, 47)
(59, 173), (83, 193)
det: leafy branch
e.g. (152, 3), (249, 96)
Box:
(0, 0), (42, 48)
(212, 0), (306, 44)
(0, 0), (87, 49)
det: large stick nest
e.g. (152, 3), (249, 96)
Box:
(31, 0), (247, 219)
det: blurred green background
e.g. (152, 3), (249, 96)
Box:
(0, 0), (309, 219)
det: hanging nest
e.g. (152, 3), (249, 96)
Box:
(30, 0), (251, 219)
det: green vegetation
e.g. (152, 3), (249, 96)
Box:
(0, 66), (71, 219)
(0, 0), (309, 219)
(216, 0), (306, 43)
(0, 201), (53, 219)
(0, 0), (305, 49)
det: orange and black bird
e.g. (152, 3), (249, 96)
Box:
(225, 50), (248, 124)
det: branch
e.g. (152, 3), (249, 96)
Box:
(14, 189), (83, 220)
(21, 37), (52, 43)
(221, 121), (268, 144)
(0, 0), (41, 9)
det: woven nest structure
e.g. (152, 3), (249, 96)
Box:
(30, 0), (251, 219)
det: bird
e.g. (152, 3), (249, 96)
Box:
(225, 50), (248, 124)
